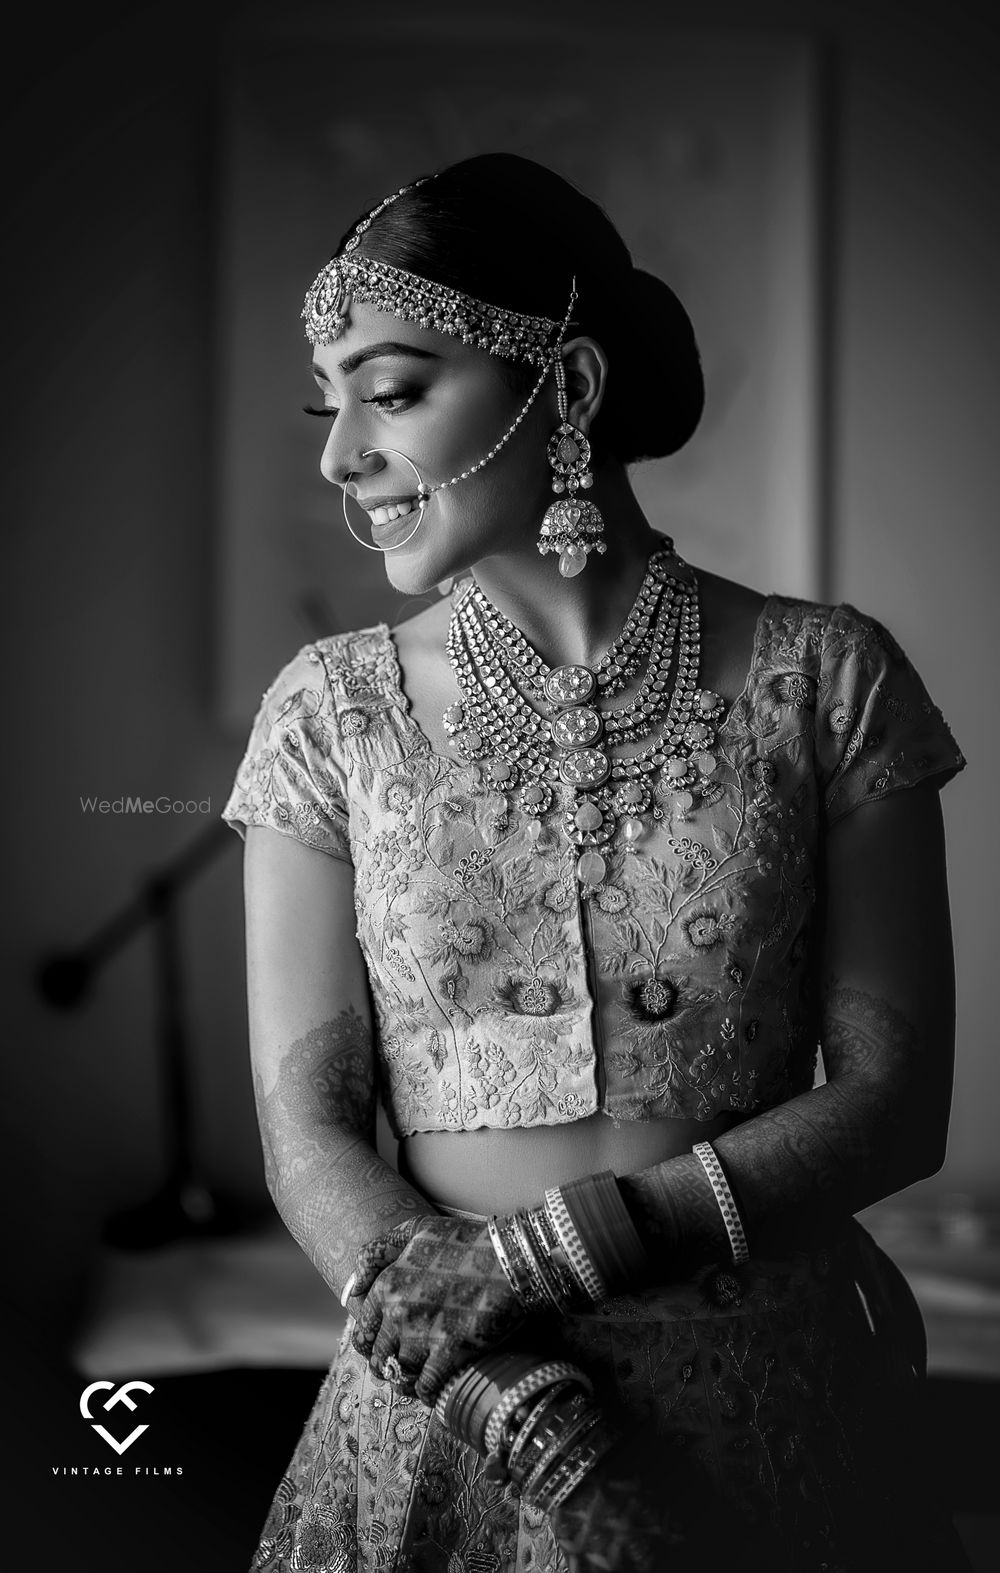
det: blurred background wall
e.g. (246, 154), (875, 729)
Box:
(3, 0), (997, 1357)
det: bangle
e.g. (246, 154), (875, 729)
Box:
(556, 1171), (649, 1290)
(517, 1403), (602, 1493)
(483, 1360), (592, 1457)
(529, 1422), (621, 1513)
(504, 1382), (574, 1479)
(511, 1211), (568, 1312)
(525, 1207), (583, 1307)
(435, 1350), (535, 1445)
(490, 1215), (533, 1305)
(492, 1215), (551, 1312)
(692, 1142), (749, 1264)
(544, 1188), (607, 1302)
(487, 1216), (531, 1304)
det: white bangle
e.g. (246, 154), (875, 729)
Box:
(692, 1142), (750, 1265)
(340, 1271), (358, 1308)
(543, 1188), (607, 1303)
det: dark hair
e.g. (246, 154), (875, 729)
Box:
(336, 153), (704, 464)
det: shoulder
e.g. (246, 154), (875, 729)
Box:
(697, 570), (769, 694)
(252, 621), (399, 723)
(749, 591), (904, 678)
(308, 622), (398, 695)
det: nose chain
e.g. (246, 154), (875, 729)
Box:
(442, 544), (725, 893)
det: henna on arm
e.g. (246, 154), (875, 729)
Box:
(619, 979), (943, 1265)
(254, 1006), (428, 1302)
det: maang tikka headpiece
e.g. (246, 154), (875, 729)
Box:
(302, 178), (564, 367)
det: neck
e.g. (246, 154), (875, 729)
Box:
(468, 466), (667, 669)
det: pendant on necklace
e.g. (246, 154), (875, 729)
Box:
(550, 706), (603, 748)
(564, 796), (616, 849)
(543, 665), (596, 706)
(576, 849), (607, 886)
(559, 748), (611, 788)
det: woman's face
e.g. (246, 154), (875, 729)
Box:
(309, 303), (555, 596)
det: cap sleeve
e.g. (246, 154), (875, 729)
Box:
(220, 644), (352, 861)
(816, 602), (966, 825)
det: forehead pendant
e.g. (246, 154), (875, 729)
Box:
(301, 178), (562, 365)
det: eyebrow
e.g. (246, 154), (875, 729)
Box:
(310, 341), (442, 380)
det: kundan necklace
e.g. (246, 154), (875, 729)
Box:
(443, 539), (725, 892)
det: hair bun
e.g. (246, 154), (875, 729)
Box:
(350, 155), (705, 465)
(590, 266), (704, 462)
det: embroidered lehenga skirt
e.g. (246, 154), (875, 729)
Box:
(249, 1220), (969, 1573)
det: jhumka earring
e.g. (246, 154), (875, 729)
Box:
(536, 353), (606, 578)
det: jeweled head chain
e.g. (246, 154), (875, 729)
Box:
(302, 178), (604, 575)
(302, 177), (563, 366)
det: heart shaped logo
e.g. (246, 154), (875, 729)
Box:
(80, 1379), (155, 1454)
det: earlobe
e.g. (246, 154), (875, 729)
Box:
(561, 337), (608, 434)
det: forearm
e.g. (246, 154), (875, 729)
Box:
(254, 1007), (429, 1300)
(265, 1125), (428, 1301)
(619, 982), (939, 1267)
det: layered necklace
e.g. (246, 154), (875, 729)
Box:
(442, 540), (725, 892)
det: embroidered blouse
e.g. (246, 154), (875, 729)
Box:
(221, 595), (965, 1138)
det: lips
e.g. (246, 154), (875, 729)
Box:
(369, 506), (422, 549)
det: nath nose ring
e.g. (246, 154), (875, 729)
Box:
(342, 448), (430, 552)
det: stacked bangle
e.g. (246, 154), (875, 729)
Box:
(525, 1418), (621, 1514)
(482, 1360), (591, 1456)
(434, 1351), (610, 1511)
(489, 1171), (651, 1314)
(504, 1382), (574, 1479)
(692, 1141), (750, 1264)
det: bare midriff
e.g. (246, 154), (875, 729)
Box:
(400, 1110), (744, 1216)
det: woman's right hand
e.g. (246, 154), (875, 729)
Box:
(347, 1215), (529, 1405)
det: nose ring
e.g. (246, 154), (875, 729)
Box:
(341, 448), (430, 552)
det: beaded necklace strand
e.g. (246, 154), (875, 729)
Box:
(443, 541), (724, 891)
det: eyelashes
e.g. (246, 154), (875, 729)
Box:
(302, 391), (416, 420)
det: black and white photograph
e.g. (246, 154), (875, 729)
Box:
(4, 2), (998, 1568)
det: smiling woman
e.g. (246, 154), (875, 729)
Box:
(220, 154), (970, 1572)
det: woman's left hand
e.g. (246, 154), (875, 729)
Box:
(349, 1216), (528, 1405)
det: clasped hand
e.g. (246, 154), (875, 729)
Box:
(349, 1215), (528, 1406)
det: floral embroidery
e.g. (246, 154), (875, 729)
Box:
(779, 672), (817, 709)
(340, 708), (371, 737)
(667, 835), (719, 872)
(377, 773), (417, 814)
(246, 1228), (961, 1573)
(594, 883), (629, 914)
(222, 605), (965, 1135)
(543, 880), (574, 912)
(683, 912), (727, 949)
(625, 974), (678, 1020)
(496, 974), (566, 1017)
(828, 701), (857, 735)
(454, 848), (494, 887)
(439, 919), (491, 959)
